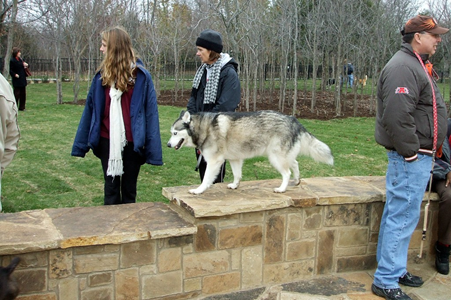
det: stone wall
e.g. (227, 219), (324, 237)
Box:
(0, 176), (439, 299)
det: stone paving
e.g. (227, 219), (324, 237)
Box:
(200, 262), (451, 300)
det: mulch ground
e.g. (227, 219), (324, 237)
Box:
(157, 89), (376, 120)
(70, 89), (376, 120)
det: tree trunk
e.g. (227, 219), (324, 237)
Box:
(2, 0), (18, 78)
(310, 33), (319, 114)
(334, 46), (342, 116)
(244, 49), (250, 111)
(55, 17), (63, 104)
(292, 0), (298, 116)
(72, 56), (81, 103)
(252, 58), (258, 111)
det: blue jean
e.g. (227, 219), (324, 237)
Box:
(373, 151), (432, 289)
(347, 74), (354, 88)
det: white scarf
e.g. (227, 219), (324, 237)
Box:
(107, 83), (126, 177)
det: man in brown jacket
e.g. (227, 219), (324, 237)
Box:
(373, 15), (449, 300)
(0, 73), (20, 212)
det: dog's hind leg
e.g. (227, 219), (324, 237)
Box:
(291, 159), (300, 186)
(189, 158), (225, 195)
(227, 159), (243, 189)
(268, 154), (291, 193)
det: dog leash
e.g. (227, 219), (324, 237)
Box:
(194, 149), (225, 182)
(414, 51), (438, 259)
(195, 149), (203, 171)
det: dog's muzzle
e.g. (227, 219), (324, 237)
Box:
(167, 138), (185, 150)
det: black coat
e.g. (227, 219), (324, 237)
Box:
(9, 57), (28, 88)
(187, 57), (241, 113)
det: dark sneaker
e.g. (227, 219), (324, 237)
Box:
(435, 242), (450, 275)
(398, 271), (423, 287)
(371, 284), (412, 300)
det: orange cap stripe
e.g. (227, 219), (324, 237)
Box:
(424, 18), (436, 30)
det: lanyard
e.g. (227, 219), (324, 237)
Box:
(413, 51), (438, 152)
(414, 51), (438, 259)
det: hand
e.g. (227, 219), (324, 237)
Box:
(23, 62), (28, 68)
(15, 74), (19, 78)
(446, 172), (451, 187)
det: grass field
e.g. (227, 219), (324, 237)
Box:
(0, 81), (389, 213)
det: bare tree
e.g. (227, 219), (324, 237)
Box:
(2, 0), (18, 77)
(425, 0), (451, 113)
(305, 0), (323, 113)
(33, 0), (70, 104)
(7, 0), (451, 114)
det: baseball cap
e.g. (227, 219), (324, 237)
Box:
(403, 15), (449, 35)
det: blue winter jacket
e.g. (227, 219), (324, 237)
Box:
(71, 62), (163, 166)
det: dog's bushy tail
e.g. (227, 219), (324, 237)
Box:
(299, 132), (334, 165)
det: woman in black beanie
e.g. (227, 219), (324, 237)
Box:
(187, 29), (241, 183)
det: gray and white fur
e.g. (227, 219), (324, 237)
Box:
(167, 110), (334, 194)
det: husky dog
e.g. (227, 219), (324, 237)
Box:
(167, 110), (334, 194)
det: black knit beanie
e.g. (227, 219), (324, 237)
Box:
(196, 29), (223, 53)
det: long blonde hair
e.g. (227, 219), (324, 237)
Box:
(99, 26), (136, 91)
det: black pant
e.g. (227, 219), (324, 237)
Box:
(195, 149), (226, 183)
(13, 86), (26, 110)
(99, 138), (144, 205)
(432, 179), (451, 245)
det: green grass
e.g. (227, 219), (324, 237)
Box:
(0, 82), (388, 213)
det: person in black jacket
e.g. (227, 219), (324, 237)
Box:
(9, 47), (28, 111)
(187, 29), (241, 183)
(431, 118), (451, 275)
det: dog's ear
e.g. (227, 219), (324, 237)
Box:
(6, 257), (20, 276)
(179, 110), (185, 118)
(182, 111), (191, 124)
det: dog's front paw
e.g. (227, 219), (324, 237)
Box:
(227, 182), (239, 189)
(293, 179), (300, 186)
(189, 188), (205, 195)
(273, 187), (286, 193)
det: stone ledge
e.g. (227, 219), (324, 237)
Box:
(0, 176), (441, 300)
(0, 202), (196, 255)
(0, 176), (438, 255)
(162, 176), (439, 218)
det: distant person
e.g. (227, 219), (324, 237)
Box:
(344, 62), (354, 88)
(0, 73), (20, 212)
(187, 29), (241, 183)
(9, 47), (28, 111)
(71, 26), (163, 205)
(373, 15), (449, 300)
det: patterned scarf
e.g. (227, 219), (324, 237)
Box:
(192, 53), (224, 105)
